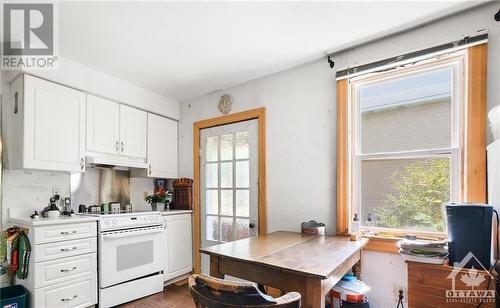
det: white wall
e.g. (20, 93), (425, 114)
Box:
(178, 3), (500, 307)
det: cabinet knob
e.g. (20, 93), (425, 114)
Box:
(14, 92), (19, 114)
(115, 141), (119, 152)
(80, 158), (84, 170)
(121, 141), (124, 153)
(148, 164), (152, 175)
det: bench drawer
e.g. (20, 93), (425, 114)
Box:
(34, 275), (97, 308)
(34, 237), (97, 262)
(35, 253), (96, 288)
(34, 222), (97, 244)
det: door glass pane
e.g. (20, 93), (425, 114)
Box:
(206, 190), (218, 215)
(206, 136), (219, 162)
(221, 190), (233, 216)
(236, 161), (249, 188)
(220, 162), (233, 188)
(236, 132), (249, 159)
(220, 134), (233, 161)
(360, 157), (450, 232)
(205, 163), (218, 188)
(206, 216), (219, 241)
(359, 67), (453, 154)
(220, 217), (234, 242)
(236, 190), (249, 217)
(236, 218), (250, 240)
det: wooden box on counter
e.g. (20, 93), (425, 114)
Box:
(407, 261), (496, 308)
(172, 178), (193, 210)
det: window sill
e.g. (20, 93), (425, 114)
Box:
(362, 233), (445, 254)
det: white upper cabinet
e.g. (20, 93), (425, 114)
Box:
(7, 74), (86, 172)
(147, 113), (178, 178)
(119, 105), (147, 158)
(86, 95), (120, 155)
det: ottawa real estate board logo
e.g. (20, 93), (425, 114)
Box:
(2, 2), (58, 70)
(446, 252), (495, 304)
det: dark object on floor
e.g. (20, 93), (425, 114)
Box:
(188, 274), (301, 308)
(0, 285), (28, 308)
(444, 203), (493, 269)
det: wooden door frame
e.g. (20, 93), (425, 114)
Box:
(193, 107), (267, 273)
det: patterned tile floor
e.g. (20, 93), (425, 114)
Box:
(120, 283), (195, 308)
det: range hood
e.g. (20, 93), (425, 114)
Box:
(86, 156), (148, 170)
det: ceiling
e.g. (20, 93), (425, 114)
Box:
(59, 1), (482, 102)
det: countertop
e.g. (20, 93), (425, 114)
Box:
(158, 209), (193, 216)
(9, 214), (99, 227)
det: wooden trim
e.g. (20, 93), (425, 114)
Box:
(462, 43), (487, 203)
(336, 79), (349, 235)
(363, 237), (399, 254)
(193, 107), (267, 273)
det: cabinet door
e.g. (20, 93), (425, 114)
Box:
(119, 105), (147, 158)
(147, 113), (178, 178)
(23, 75), (86, 172)
(164, 214), (193, 281)
(86, 95), (120, 155)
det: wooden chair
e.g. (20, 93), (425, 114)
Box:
(188, 274), (301, 308)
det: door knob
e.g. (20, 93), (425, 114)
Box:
(249, 222), (255, 229)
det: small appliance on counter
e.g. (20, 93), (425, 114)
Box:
(41, 196), (61, 218)
(444, 202), (493, 269)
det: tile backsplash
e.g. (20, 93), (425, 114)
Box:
(1, 169), (70, 228)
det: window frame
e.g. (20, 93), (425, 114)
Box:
(336, 44), (488, 243)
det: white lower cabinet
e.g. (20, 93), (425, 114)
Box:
(164, 213), (193, 282)
(13, 221), (98, 308)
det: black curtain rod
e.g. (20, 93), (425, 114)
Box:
(335, 33), (488, 79)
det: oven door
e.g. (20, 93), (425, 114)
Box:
(99, 225), (164, 288)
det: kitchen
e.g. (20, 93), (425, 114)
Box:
(2, 1), (500, 308)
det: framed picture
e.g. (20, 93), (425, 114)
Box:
(154, 178), (167, 193)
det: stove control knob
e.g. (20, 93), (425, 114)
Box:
(149, 216), (154, 221)
(112, 218), (118, 225)
(103, 219), (110, 225)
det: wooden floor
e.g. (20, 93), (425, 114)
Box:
(120, 283), (195, 308)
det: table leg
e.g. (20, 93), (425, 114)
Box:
(209, 256), (225, 279)
(305, 277), (326, 308)
(352, 258), (362, 280)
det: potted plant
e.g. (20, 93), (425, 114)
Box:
(144, 187), (168, 211)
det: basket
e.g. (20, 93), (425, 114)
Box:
(1, 285), (27, 308)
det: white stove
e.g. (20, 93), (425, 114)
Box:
(79, 211), (165, 307)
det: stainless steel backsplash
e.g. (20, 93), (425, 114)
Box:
(71, 168), (130, 208)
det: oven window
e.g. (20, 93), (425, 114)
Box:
(116, 240), (154, 271)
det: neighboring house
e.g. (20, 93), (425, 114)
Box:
(359, 68), (452, 227)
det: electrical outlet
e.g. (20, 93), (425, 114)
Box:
(393, 285), (407, 303)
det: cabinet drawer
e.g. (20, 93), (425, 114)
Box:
(34, 275), (97, 308)
(34, 222), (97, 244)
(35, 253), (97, 288)
(35, 237), (97, 262)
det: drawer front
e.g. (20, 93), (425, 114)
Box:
(35, 253), (97, 288)
(35, 237), (97, 262)
(34, 275), (97, 308)
(34, 222), (97, 244)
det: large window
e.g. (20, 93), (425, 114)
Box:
(349, 54), (466, 234)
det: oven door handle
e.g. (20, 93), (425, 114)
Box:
(101, 227), (164, 240)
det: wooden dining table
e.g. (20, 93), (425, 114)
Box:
(200, 231), (369, 308)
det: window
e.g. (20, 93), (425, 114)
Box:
(337, 43), (487, 247)
(350, 60), (464, 235)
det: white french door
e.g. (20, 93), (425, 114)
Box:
(200, 119), (258, 273)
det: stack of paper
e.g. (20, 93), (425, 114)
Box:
(398, 238), (447, 264)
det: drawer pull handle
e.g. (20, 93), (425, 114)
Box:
(60, 246), (78, 252)
(60, 266), (77, 273)
(61, 295), (78, 302)
(60, 230), (77, 235)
